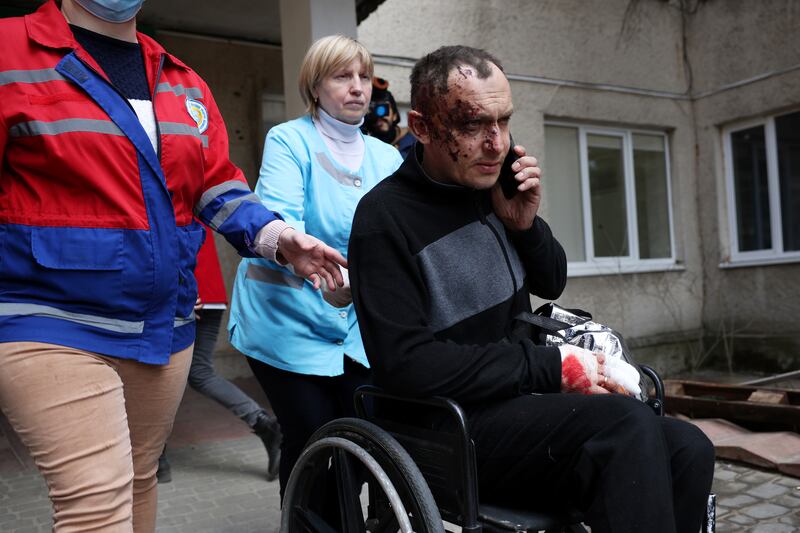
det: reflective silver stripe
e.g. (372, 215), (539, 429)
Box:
(194, 180), (251, 215)
(156, 82), (203, 99)
(174, 314), (196, 327)
(208, 192), (261, 229)
(0, 303), (144, 334)
(9, 119), (124, 138)
(159, 121), (208, 147)
(0, 68), (65, 86)
(316, 152), (361, 187)
(246, 263), (304, 289)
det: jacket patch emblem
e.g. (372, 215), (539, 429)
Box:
(185, 98), (208, 133)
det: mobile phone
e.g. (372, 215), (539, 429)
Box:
(499, 135), (519, 199)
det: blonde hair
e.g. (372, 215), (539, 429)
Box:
(298, 35), (374, 118)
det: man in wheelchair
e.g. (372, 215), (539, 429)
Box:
(349, 45), (715, 533)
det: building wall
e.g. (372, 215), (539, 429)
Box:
(359, 0), (800, 374)
(687, 0), (800, 371)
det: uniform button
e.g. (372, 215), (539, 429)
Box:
(336, 339), (344, 345)
(354, 179), (362, 187)
(339, 311), (347, 318)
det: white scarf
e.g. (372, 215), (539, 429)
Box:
(314, 108), (365, 172)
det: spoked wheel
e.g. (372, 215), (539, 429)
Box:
(281, 418), (444, 533)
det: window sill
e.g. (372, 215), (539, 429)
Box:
(567, 260), (684, 278)
(719, 254), (800, 269)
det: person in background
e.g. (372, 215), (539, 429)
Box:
(0, 2), (344, 531)
(227, 35), (403, 496)
(362, 76), (415, 158)
(157, 228), (282, 483)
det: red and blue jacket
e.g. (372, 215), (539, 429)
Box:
(0, 1), (280, 364)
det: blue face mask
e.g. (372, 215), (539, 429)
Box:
(74, 0), (145, 23)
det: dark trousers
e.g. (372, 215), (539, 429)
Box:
(188, 309), (265, 428)
(246, 356), (371, 496)
(467, 393), (715, 533)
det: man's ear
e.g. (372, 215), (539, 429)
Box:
(407, 111), (431, 144)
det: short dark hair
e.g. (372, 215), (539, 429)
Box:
(409, 45), (504, 116)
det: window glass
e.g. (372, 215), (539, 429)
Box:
(731, 126), (771, 251)
(587, 134), (628, 257)
(776, 111), (800, 251)
(633, 134), (671, 258)
(544, 126), (585, 261)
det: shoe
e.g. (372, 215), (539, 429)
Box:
(156, 450), (172, 484)
(253, 411), (282, 482)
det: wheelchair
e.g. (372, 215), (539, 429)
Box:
(281, 365), (716, 532)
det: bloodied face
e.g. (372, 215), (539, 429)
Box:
(413, 63), (512, 189)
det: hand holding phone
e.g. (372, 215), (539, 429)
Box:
(498, 135), (520, 199)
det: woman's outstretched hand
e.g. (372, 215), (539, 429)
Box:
(278, 228), (347, 291)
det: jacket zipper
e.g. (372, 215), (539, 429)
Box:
(151, 54), (165, 161)
(475, 192), (519, 296)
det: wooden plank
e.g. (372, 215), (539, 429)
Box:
(664, 380), (800, 406)
(664, 380), (800, 431)
(747, 390), (789, 404)
(666, 396), (800, 431)
(665, 381), (684, 396)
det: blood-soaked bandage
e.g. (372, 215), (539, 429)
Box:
(559, 345), (598, 394)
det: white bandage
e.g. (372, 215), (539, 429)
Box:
(603, 356), (642, 396)
(321, 267), (351, 308)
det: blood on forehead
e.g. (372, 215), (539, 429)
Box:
(456, 65), (474, 79)
(417, 65), (500, 162)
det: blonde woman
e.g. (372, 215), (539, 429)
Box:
(228, 35), (403, 493)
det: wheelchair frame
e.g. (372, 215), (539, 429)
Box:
(281, 365), (715, 532)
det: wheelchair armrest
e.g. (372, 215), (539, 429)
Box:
(354, 385), (482, 531)
(354, 385), (472, 451)
(638, 364), (665, 416)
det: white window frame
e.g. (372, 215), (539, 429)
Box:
(547, 121), (678, 277)
(722, 113), (800, 268)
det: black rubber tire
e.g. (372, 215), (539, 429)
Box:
(282, 417), (444, 533)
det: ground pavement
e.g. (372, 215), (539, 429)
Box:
(1, 375), (798, 532)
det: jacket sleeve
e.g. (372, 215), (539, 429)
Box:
(509, 216), (568, 300)
(192, 81), (280, 257)
(350, 201), (562, 404)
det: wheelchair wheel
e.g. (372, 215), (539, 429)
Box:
(281, 418), (444, 533)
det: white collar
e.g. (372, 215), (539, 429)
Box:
(316, 108), (364, 143)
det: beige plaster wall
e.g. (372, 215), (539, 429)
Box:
(686, 0), (800, 370)
(687, 0), (800, 94)
(360, 0), (688, 93)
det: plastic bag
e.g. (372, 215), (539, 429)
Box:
(514, 303), (649, 402)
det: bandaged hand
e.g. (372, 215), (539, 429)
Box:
(559, 345), (637, 395)
(559, 345), (600, 394)
(321, 267), (352, 308)
(603, 356), (641, 396)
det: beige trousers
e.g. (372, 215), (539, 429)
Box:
(0, 342), (192, 532)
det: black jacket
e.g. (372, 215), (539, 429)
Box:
(350, 147), (567, 404)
